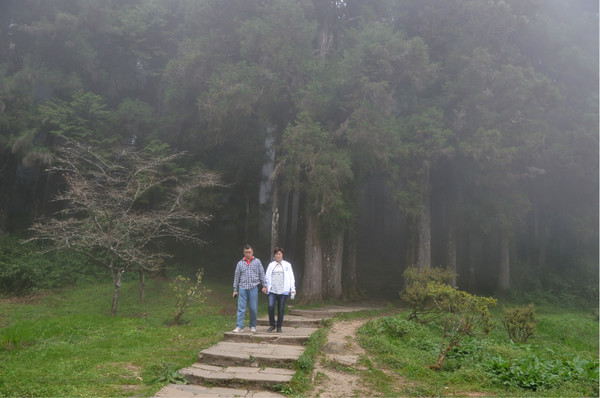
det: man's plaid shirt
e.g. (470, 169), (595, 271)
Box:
(233, 257), (267, 291)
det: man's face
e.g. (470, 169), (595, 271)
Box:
(274, 251), (283, 262)
(243, 248), (253, 260)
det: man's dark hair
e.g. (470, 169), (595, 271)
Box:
(243, 244), (253, 251)
(273, 247), (284, 255)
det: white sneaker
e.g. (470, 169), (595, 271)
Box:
(233, 327), (243, 332)
(250, 327), (256, 333)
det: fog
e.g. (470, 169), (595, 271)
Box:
(0, 0), (597, 302)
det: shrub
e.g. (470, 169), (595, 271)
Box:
(169, 270), (208, 325)
(502, 304), (536, 344)
(421, 282), (497, 370)
(0, 235), (100, 296)
(401, 266), (456, 321)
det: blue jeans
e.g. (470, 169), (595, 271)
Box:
(237, 287), (258, 329)
(268, 293), (288, 329)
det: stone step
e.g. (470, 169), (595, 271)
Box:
(224, 327), (318, 346)
(154, 383), (285, 397)
(256, 315), (323, 328)
(288, 306), (374, 319)
(198, 341), (304, 367)
(180, 363), (295, 388)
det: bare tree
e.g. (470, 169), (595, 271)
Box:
(28, 140), (221, 316)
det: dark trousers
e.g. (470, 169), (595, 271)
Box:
(268, 293), (288, 329)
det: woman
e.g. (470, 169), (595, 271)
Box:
(265, 247), (296, 333)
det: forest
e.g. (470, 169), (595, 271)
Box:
(0, 0), (598, 305)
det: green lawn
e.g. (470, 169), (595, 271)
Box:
(356, 302), (599, 397)
(0, 277), (259, 397)
(1, 280), (598, 397)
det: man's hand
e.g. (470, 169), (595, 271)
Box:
(233, 291), (238, 298)
(261, 287), (268, 294)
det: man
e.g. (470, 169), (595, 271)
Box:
(232, 244), (267, 332)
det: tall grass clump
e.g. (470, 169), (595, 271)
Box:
(0, 321), (36, 349)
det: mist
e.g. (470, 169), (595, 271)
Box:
(0, 0), (597, 304)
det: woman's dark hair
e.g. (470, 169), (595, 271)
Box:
(273, 247), (284, 255)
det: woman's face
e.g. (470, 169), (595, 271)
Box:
(274, 251), (283, 262)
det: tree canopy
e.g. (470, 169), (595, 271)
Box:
(0, 0), (597, 303)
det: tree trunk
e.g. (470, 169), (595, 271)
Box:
(110, 267), (123, 317)
(318, 14), (332, 57)
(138, 270), (145, 305)
(467, 232), (477, 291)
(534, 196), (547, 268)
(244, 197), (250, 243)
(417, 210), (431, 270)
(343, 227), (359, 299)
(447, 226), (457, 287)
(417, 161), (431, 270)
(32, 130), (54, 219)
(270, 175), (279, 256)
(323, 232), (344, 300)
(301, 213), (323, 303)
(497, 230), (510, 293)
(405, 215), (417, 267)
(538, 223), (547, 268)
(0, 153), (18, 232)
(287, 182), (300, 260)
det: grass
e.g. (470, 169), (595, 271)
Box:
(0, 277), (261, 397)
(1, 279), (597, 397)
(357, 302), (599, 397)
(284, 319), (330, 395)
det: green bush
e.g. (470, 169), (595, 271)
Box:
(402, 265), (457, 287)
(502, 304), (536, 344)
(401, 266), (457, 321)
(485, 354), (599, 391)
(0, 235), (102, 296)
(420, 282), (497, 370)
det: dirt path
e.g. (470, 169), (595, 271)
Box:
(310, 319), (372, 398)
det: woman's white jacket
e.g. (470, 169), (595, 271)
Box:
(265, 260), (296, 295)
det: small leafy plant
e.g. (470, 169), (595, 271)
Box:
(502, 304), (536, 344)
(169, 269), (208, 325)
(148, 362), (188, 384)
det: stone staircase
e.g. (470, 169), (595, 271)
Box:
(154, 306), (373, 397)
